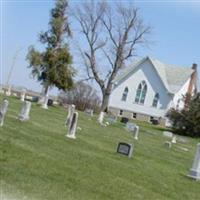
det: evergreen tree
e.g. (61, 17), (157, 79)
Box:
(27, 0), (75, 96)
(167, 93), (200, 137)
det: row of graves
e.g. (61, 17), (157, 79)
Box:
(0, 97), (200, 181)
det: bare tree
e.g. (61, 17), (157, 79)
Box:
(74, 1), (151, 122)
(59, 81), (101, 112)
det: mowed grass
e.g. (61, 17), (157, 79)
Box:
(0, 95), (200, 200)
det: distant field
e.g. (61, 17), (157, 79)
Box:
(0, 95), (200, 200)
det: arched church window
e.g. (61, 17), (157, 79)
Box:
(135, 81), (147, 104)
(121, 87), (129, 101)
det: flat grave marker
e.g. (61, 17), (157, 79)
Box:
(117, 142), (133, 158)
(163, 131), (173, 138)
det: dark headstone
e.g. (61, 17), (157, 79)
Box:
(47, 99), (53, 106)
(117, 142), (133, 158)
(120, 117), (129, 124)
(32, 96), (39, 102)
(151, 119), (159, 125)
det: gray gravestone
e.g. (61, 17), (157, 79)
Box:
(188, 143), (200, 180)
(125, 123), (136, 132)
(20, 89), (26, 101)
(18, 101), (31, 121)
(164, 141), (172, 149)
(0, 99), (9, 127)
(65, 104), (75, 127)
(84, 108), (94, 117)
(66, 112), (78, 139)
(106, 115), (117, 124)
(163, 131), (173, 138)
(117, 142), (133, 158)
(125, 123), (139, 140)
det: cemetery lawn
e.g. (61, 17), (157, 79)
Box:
(1, 96), (200, 200)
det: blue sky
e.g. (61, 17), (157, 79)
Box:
(1, 0), (200, 95)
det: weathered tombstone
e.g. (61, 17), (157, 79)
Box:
(125, 123), (139, 140)
(41, 95), (49, 109)
(177, 137), (188, 143)
(178, 146), (189, 152)
(134, 125), (139, 140)
(164, 141), (172, 149)
(120, 117), (129, 124)
(106, 115), (117, 124)
(66, 112), (78, 139)
(117, 142), (133, 158)
(171, 136), (177, 144)
(18, 101), (31, 121)
(188, 143), (200, 180)
(145, 131), (157, 135)
(0, 99), (9, 127)
(163, 131), (173, 138)
(125, 123), (136, 132)
(65, 104), (75, 127)
(6, 85), (11, 96)
(84, 108), (94, 117)
(98, 112), (104, 124)
(20, 89), (26, 101)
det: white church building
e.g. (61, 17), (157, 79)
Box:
(108, 56), (199, 125)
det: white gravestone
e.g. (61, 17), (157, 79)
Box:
(18, 101), (31, 121)
(20, 89), (26, 101)
(66, 112), (78, 139)
(171, 136), (177, 144)
(41, 95), (49, 109)
(163, 131), (173, 138)
(65, 104), (75, 127)
(188, 143), (200, 180)
(98, 112), (104, 124)
(0, 99), (9, 127)
(134, 125), (139, 140)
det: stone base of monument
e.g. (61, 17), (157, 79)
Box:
(41, 104), (48, 109)
(66, 134), (76, 139)
(187, 169), (200, 181)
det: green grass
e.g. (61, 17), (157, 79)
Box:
(0, 95), (200, 200)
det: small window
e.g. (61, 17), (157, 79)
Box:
(133, 113), (137, 119)
(152, 93), (159, 108)
(119, 110), (123, 115)
(150, 116), (154, 122)
(121, 87), (129, 101)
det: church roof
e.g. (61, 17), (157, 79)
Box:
(114, 56), (195, 94)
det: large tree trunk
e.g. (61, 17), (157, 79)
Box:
(101, 93), (110, 112)
(97, 92), (110, 124)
